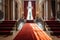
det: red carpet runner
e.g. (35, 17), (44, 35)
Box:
(14, 23), (52, 40)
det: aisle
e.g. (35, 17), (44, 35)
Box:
(14, 23), (52, 40)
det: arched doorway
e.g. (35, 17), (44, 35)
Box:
(24, 1), (36, 20)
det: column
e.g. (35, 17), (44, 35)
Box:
(13, 0), (15, 20)
(44, 0), (48, 21)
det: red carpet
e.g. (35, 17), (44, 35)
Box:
(14, 23), (52, 40)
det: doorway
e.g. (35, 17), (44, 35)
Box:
(24, 1), (36, 20)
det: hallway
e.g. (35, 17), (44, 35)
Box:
(0, 0), (60, 40)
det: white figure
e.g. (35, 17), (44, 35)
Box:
(26, 1), (33, 20)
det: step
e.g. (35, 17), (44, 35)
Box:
(48, 27), (60, 29)
(46, 22), (60, 24)
(0, 27), (13, 28)
(51, 32), (60, 36)
(45, 21), (60, 25)
(0, 28), (13, 31)
(45, 21), (60, 23)
(48, 28), (60, 31)
(47, 24), (60, 26)
(0, 31), (13, 35)
(0, 32), (13, 35)
(53, 31), (60, 33)
(0, 24), (15, 27)
(0, 21), (16, 27)
(49, 27), (60, 29)
(1, 21), (16, 24)
(26, 20), (34, 23)
(0, 30), (11, 32)
(48, 25), (60, 27)
(50, 31), (60, 36)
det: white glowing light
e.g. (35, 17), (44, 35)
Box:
(26, 1), (33, 20)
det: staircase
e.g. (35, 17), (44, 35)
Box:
(26, 20), (34, 23)
(45, 21), (60, 36)
(0, 21), (16, 35)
